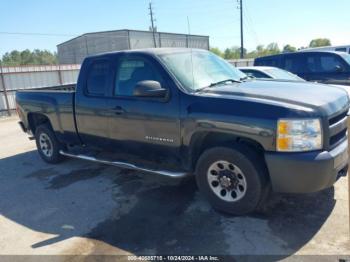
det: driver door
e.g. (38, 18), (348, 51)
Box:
(107, 54), (181, 165)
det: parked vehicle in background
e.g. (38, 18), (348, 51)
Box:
(254, 51), (350, 86)
(239, 66), (350, 115)
(301, 45), (350, 54)
(238, 66), (305, 82)
(239, 66), (350, 114)
(16, 48), (349, 215)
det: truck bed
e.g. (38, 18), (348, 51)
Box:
(15, 84), (80, 145)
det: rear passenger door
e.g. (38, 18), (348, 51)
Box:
(107, 54), (181, 164)
(75, 58), (113, 149)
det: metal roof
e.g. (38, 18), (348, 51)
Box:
(57, 29), (209, 47)
(84, 47), (208, 59)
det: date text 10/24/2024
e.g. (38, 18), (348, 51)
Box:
(128, 256), (220, 261)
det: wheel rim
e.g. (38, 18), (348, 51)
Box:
(39, 133), (53, 157)
(207, 160), (247, 202)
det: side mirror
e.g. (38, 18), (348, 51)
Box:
(133, 80), (167, 98)
(335, 65), (344, 72)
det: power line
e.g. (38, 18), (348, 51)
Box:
(242, 14), (257, 47)
(243, 4), (260, 46)
(0, 31), (78, 37)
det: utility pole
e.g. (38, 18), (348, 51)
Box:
(238, 0), (244, 58)
(149, 0), (157, 48)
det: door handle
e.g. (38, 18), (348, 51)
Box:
(111, 106), (125, 115)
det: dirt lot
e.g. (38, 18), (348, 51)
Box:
(0, 117), (349, 260)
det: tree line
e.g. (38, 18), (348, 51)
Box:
(210, 38), (331, 59)
(0, 49), (58, 66)
(0, 38), (331, 66)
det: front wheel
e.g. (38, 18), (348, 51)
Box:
(35, 124), (65, 164)
(195, 145), (269, 215)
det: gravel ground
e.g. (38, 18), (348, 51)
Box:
(0, 117), (349, 261)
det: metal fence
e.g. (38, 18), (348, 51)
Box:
(228, 58), (254, 67)
(0, 64), (80, 116)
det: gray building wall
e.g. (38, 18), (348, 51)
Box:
(58, 29), (210, 64)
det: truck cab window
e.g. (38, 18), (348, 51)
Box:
(306, 56), (319, 72)
(255, 59), (277, 67)
(243, 70), (270, 79)
(86, 61), (111, 96)
(115, 58), (162, 96)
(307, 55), (344, 73)
(320, 55), (344, 72)
(284, 56), (303, 73)
(335, 48), (347, 52)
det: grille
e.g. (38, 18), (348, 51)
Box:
(328, 110), (348, 149)
(329, 110), (347, 126)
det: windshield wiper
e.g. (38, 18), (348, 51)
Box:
(195, 78), (242, 92)
(240, 76), (251, 81)
(209, 78), (242, 87)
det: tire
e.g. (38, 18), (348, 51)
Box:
(35, 124), (65, 164)
(195, 145), (269, 215)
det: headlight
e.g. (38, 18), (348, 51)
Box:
(277, 119), (322, 152)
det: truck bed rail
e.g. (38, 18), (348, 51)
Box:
(16, 84), (76, 92)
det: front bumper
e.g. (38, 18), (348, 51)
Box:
(265, 139), (348, 193)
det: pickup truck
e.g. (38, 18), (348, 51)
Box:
(16, 48), (350, 215)
(254, 51), (350, 86)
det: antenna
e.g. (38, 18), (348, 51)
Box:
(187, 16), (191, 35)
(187, 16), (195, 90)
(149, 0), (157, 48)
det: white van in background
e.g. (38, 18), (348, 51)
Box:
(301, 45), (350, 54)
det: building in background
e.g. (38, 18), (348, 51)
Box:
(57, 29), (210, 64)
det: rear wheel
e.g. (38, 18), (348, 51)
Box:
(35, 124), (65, 164)
(195, 145), (269, 215)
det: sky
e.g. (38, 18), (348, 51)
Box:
(1, 0), (350, 56)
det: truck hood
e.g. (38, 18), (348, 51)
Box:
(331, 84), (350, 97)
(201, 80), (349, 116)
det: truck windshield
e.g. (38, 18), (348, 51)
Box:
(158, 50), (246, 91)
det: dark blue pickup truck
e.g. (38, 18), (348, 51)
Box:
(16, 48), (350, 215)
(254, 51), (350, 86)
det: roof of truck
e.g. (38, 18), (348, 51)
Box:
(86, 48), (207, 59)
(255, 50), (346, 60)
